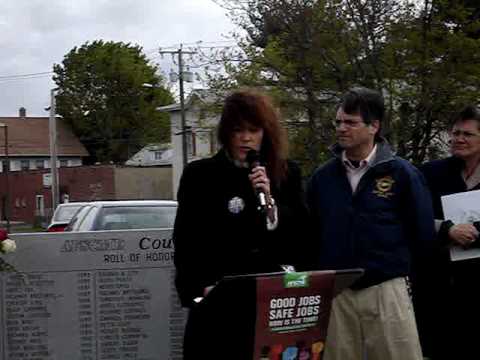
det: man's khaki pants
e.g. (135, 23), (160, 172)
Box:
(323, 277), (423, 360)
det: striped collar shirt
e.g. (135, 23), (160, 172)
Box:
(342, 145), (377, 193)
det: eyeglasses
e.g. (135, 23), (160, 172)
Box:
(451, 130), (480, 139)
(332, 119), (365, 129)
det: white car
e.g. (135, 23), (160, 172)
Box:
(65, 200), (177, 231)
(47, 202), (90, 232)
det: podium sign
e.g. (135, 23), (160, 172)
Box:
(253, 271), (335, 360)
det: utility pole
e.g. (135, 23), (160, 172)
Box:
(0, 123), (10, 232)
(159, 45), (195, 169)
(49, 89), (59, 212)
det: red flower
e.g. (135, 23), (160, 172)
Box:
(0, 228), (7, 241)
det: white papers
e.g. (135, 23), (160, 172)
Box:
(441, 189), (480, 261)
(441, 189), (480, 224)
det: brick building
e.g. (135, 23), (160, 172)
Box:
(0, 165), (172, 226)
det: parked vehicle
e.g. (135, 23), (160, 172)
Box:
(65, 200), (178, 232)
(47, 202), (90, 232)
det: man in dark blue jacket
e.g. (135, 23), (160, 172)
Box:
(307, 87), (435, 360)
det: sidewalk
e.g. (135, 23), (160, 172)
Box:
(0, 221), (44, 233)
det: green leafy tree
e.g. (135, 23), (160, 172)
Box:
(209, 0), (480, 172)
(53, 40), (173, 164)
(384, 0), (480, 163)
(210, 0), (407, 173)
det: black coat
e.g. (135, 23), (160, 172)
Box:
(421, 156), (480, 218)
(173, 149), (308, 308)
(419, 156), (480, 359)
(173, 150), (308, 359)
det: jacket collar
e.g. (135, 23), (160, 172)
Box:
(446, 155), (467, 170)
(213, 148), (250, 170)
(330, 137), (395, 169)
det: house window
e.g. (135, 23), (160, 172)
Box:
(154, 151), (162, 160)
(36, 195), (45, 217)
(36, 159), (45, 169)
(1, 160), (8, 172)
(187, 131), (196, 157)
(60, 160), (68, 167)
(20, 160), (29, 170)
(210, 130), (218, 155)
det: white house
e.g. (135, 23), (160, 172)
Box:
(158, 89), (221, 198)
(125, 143), (173, 167)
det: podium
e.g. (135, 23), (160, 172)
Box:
(182, 269), (363, 360)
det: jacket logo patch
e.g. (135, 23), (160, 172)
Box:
(373, 176), (395, 198)
(228, 196), (245, 214)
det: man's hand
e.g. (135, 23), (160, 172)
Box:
(449, 224), (479, 247)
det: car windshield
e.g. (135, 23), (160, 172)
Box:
(65, 205), (92, 231)
(53, 204), (85, 222)
(95, 205), (177, 230)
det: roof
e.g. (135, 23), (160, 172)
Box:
(125, 143), (172, 166)
(56, 202), (90, 208)
(0, 117), (89, 157)
(157, 89), (222, 112)
(87, 200), (178, 207)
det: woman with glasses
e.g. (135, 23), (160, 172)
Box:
(422, 106), (480, 247)
(420, 105), (480, 359)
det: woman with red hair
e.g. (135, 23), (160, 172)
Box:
(173, 89), (308, 359)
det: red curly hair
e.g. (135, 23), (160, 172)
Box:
(218, 89), (288, 186)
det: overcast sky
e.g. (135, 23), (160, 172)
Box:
(0, 0), (237, 116)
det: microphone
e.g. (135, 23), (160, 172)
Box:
(246, 149), (268, 211)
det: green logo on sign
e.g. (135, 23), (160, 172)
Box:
(284, 272), (309, 288)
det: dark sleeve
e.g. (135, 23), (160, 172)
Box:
(419, 162), (445, 219)
(272, 161), (311, 270)
(302, 171), (321, 271)
(305, 172), (317, 218)
(403, 164), (437, 260)
(419, 162), (451, 245)
(400, 164), (445, 304)
(173, 164), (215, 308)
(407, 164), (450, 357)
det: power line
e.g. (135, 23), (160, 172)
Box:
(0, 71), (53, 80)
(0, 40), (237, 80)
(0, 71), (53, 85)
(0, 76), (52, 85)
